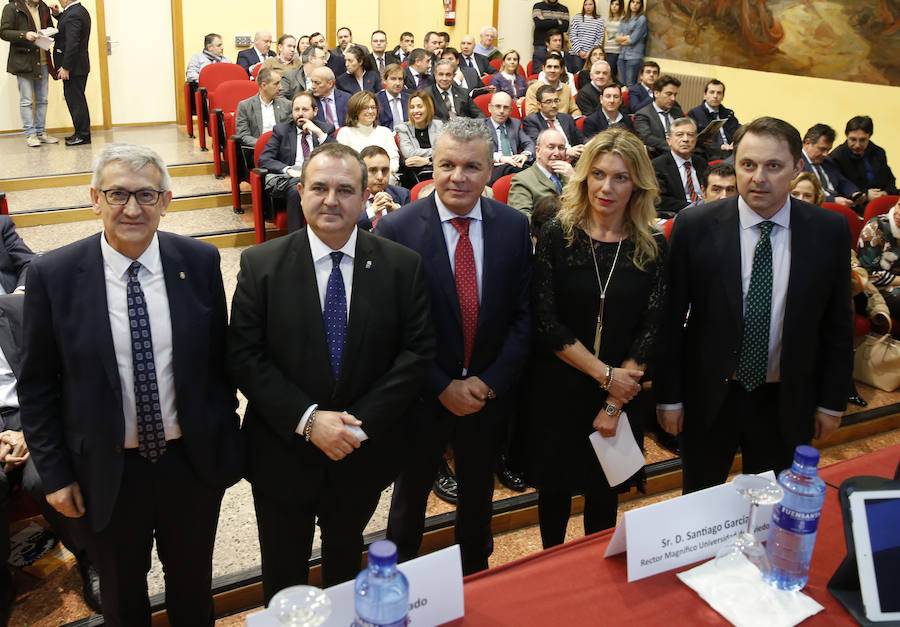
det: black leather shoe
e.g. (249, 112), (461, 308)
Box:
(496, 456), (527, 492)
(656, 430), (681, 455)
(233, 207), (245, 214)
(65, 134), (77, 141)
(847, 394), (868, 407)
(432, 460), (458, 504)
(65, 136), (91, 146)
(77, 559), (102, 614)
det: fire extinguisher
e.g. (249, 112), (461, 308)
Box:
(444, 0), (456, 26)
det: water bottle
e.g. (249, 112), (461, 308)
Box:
(354, 540), (409, 627)
(765, 445), (827, 591)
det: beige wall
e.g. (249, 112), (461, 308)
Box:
(376, 0), (493, 52)
(180, 0), (276, 73)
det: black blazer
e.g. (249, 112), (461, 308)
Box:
(657, 197), (853, 445)
(522, 112), (584, 146)
(357, 185), (412, 231)
(335, 70), (383, 95)
(236, 48), (276, 76)
(367, 51), (399, 71)
(633, 101), (685, 158)
(314, 89), (351, 126)
(403, 67), (433, 92)
(52, 1), (90, 75)
(582, 110), (635, 141)
(461, 52), (497, 76)
(627, 82), (654, 114)
(376, 90), (409, 129)
(687, 103), (740, 145)
(0, 216), (34, 294)
(428, 83), (484, 121)
(258, 119), (336, 174)
(0, 295), (24, 430)
(574, 82), (605, 117)
(227, 228), (435, 504)
(652, 151), (708, 217)
(19, 233), (245, 532)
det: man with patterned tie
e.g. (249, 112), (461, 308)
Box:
(229, 142), (434, 600)
(19, 143), (244, 624)
(652, 117), (708, 218)
(377, 117), (533, 575)
(656, 117), (853, 492)
(310, 67), (350, 127)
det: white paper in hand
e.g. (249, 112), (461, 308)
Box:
(588, 411), (645, 487)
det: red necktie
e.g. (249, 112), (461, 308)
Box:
(683, 160), (700, 203)
(547, 118), (557, 130)
(450, 218), (478, 370)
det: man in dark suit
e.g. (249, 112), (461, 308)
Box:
(626, 60), (659, 114)
(582, 83), (634, 141)
(309, 67), (350, 127)
(403, 48), (434, 92)
(378, 117), (533, 576)
(0, 216), (32, 295)
(484, 92), (535, 183)
(652, 117), (708, 218)
(633, 74), (685, 159)
(368, 29), (399, 75)
(800, 123), (862, 207)
(441, 48), (483, 96)
(574, 60), (612, 117)
(237, 30), (275, 76)
(52, 0), (91, 145)
(430, 60), (484, 121)
(229, 142), (434, 600)
(392, 31), (415, 64)
(687, 79), (741, 161)
(280, 45), (327, 102)
(235, 68), (292, 148)
(259, 92), (336, 232)
(19, 143), (244, 624)
(377, 65), (409, 130)
(357, 146), (410, 231)
(830, 116), (898, 198)
(522, 85), (584, 161)
(458, 35), (497, 76)
(656, 117), (852, 493)
(329, 26), (368, 59)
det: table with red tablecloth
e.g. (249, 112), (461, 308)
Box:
(450, 445), (900, 626)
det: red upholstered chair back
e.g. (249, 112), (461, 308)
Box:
(822, 202), (865, 249)
(481, 74), (492, 87)
(863, 194), (899, 224)
(492, 174), (515, 205)
(211, 80), (259, 115)
(527, 60), (534, 75)
(575, 116), (585, 132)
(251, 64), (262, 80)
(622, 88), (629, 110)
(661, 218), (674, 239)
(197, 63), (247, 91)
(473, 94), (491, 116)
(526, 73), (539, 82)
(410, 179), (434, 201)
(254, 130), (273, 165)
(574, 73), (580, 89)
(489, 58), (501, 71)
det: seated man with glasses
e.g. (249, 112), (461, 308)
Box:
(523, 84), (584, 162)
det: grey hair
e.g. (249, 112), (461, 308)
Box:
(434, 59), (455, 72)
(91, 143), (171, 191)
(479, 25), (497, 37)
(301, 44), (322, 64)
(591, 60), (611, 72)
(536, 128), (566, 147)
(437, 117), (494, 161)
(666, 116), (697, 137)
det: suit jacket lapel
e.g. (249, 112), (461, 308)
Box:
(713, 200), (744, 330)
(79, 236), (123, 405)
(477, 200), (497, 336)
(339, 230), (374, 388)
(158, 235), (193, 401)
(424, 197), (462, 329)
(784, 199), (811, 344)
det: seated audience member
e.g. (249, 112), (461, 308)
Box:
(582, 83), (634, 140)
(186, 33), (230, 83)
(330, 26), (369, 58)
(392, 31), (416, 63)
(281, 45), (327, 101)
(357, 145), (410, 231)
(260, 34), (301, 73)
(508, 129), (574, 215)
(422, 31), (444, 63)
(368, 30), (399, 74)
(789, 171), (825, 206)
(297, 35), (310, 54)
(489, 50), (529, 102)
(857, 197), (900, 319)
(258, 92), (336, 232)
(404, 48), (434, 91)
(309, 32), (345, 76)
(459, 34), (497, 76)
(237, 31), (275, 76)
(235, 68), (292, 148)
(0, 217), (31, 294)
(429, 59), (484, 121)
(687, 79), (739, 161)
(575, 61), (613, 116)
(336, 91), (400, 177)
(627, 60), (659, 113)
(830, 116), (898, 199)
(0, 293), (102, 618)
(335, 44), (382, 94)
(530, 194), (561, 244)
(652, 117), (706, 218)
(701, 162), (737, 201)
(377, 64), (409, 130)
(485, 92), (535, 183)
(523, 84), (585, 161)
(633, 74), (684, 158)
(440, 47), (483, 95)
(309, 67), (350, 127)
(525, 53), (581, 117)
(396, 91), (443, 187)
(801, 123), (862, 208)
(575, 46), (607, 93)
(474, 25), (502, 61)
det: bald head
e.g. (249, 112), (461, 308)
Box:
(253, 31), (272, 55)
(460, 34), (476, 56)
(536, 129), (566, 168)
(309, 67), (335, 98)
(488, 91), (514, 124)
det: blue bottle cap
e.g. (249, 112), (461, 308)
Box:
(794, 445), (820, 467)
(368, 540), (398, 568)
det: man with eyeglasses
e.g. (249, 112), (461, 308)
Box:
(523, 84), (584, 161)
(19, 143), (244, 624)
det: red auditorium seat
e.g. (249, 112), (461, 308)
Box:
(863, 194), (898, 224)
(410, 179), (434, 202)
(492, 174), (515, 205)
(822, 202), (865, 249)
(210, 80), (259, 179)
(250, 131), (291, 244)
(195, 63), (248, 151)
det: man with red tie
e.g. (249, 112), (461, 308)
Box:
(377, 117), (533, 575)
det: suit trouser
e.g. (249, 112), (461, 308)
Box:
(680, 382), (797, 494)
(63, 73), (90, 138)
(91, 440), (223, 627)
(387, 405), (505, 575)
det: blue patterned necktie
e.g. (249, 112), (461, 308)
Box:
(736, 221), (775, 391)
(127, 261), (166, 461)
(549, 173), (563, 194)
(324, 252), (347, 380)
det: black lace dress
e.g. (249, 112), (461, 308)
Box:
(525, 217), (667, 493)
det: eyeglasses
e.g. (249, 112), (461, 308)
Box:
(541, 98), (561, 105)
(100, 189), (164, 206)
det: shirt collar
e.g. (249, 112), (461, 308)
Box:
(737, 195), (791, 231)
(100, 231), (162, 279)
(259, 95), (274, 108)
(307, 224), (358, 262)
(491, 118), (507, 130)
(535, 162), (554, 180)
(63, 0), (81, 10)
(435, 194), (483, 223)
(670, 150), (691, 167)
(604, 110), (623, 123)
(704, 102), (720, 114)
(653, 103), (670, 115)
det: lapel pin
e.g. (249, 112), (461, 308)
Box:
(365, 260), (373, 270)
(179, 271), (186, 280)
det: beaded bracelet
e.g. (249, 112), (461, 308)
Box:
(303, 409), (318, 442)
(600, 365), (614, 390)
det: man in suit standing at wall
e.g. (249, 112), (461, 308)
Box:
(656, 117), (852, 493)
(19, 143), (245, 624)
(52, 0), (90, 145)
(229, 142), (434, 600)
(378, 117), (533, 576)
(633, 74), (684, 159)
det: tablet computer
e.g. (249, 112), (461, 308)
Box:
(848, 489), (900, 622)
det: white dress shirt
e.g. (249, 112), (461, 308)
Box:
(101, 233), (181, 448)
(540, 114), (571, 147)
(0, 345), (18, 411)
(259, 96), (277, 134)
(670, 150), (703, 204)
(436, 195), (484, 299)
(654, 103), (673, 132)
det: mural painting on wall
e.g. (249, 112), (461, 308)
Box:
(646, 0), (900, 86)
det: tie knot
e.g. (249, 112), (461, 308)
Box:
(330, 251), (343, 267)
(759, 221), (775, 236)
(450, 217), (471, 236)
(128, 261), (141, 279)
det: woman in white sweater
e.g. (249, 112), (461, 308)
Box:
(336, 91), (400, 178)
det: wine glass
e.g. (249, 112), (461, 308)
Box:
(715, 474), (784, 577)
(268, 585), (332, 626)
